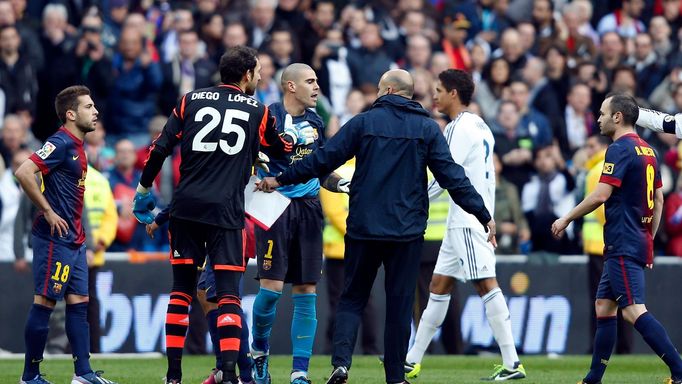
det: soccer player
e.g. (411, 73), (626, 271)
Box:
(14, 85), (117, 384)
(405, 69), (525, 381)
(249, 63), (348, 384)
(552, 93), (682, 384)
(636, 107), (682, 138)
(132, 46), (294, 384)
(147, 209), (255, 384)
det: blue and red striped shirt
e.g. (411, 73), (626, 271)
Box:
(600, 133), (661, 265)
(29, 127), (87, 246)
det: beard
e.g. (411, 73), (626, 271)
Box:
(76, 118), (96, 133)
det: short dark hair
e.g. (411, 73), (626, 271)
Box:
(55, 85), (91, 124)
(219, 45), (258, 85)
(605, 92), (639, 126)
(438, 69), (474, 106)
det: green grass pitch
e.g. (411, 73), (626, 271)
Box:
(0, 355), (674, 383)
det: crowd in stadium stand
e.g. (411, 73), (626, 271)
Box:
(2, 0), (682, 259)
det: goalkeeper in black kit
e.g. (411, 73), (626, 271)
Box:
(132, 46), (301, 384)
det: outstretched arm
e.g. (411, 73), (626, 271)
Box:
(552, 182), (613, 238)
(637, 107), (682, 138)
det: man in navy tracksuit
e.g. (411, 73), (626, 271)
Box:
(257, 69), (496, 384)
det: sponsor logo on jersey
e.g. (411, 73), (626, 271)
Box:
(36, 142), (56, 159)
(603, 162), (614, 175)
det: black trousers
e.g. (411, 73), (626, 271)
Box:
(415, 240), (462, 354)
(332, 236), (423, 383)
(587, 254), (633, 354)
(325, 258), (380, 355)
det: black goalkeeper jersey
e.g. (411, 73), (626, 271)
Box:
(144, 84), (289, 229)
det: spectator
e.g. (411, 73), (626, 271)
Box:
(559, 83), (596, 157)
(543, 44), (571, 110)
(158, 7), (194, 63)
(516, 22), (538, 57)
(492, 28), (528, 77)
(135, 115), (179, 209)
(493, 100), (534, 192)
(347, 22), (395, 88)
(660, 0), (682, 38)
(403, 34), (431, 71)
(531, 0), (559, 55)
(627, 32), (667, 98)
(475, 57), (511, 123)
(159, 29), (218, 116)
(597, 0), (646, 39)
(222, 20), (248, 50)
(573, 0), (599, 45)
(266, 25), (299, 71)
(300, 0), (335, 64)
(0, 114), (31, 166)
(199, 13), (224, 66)
(649, 16), (673, 60)
(107, 139), (146, 251)
(428, 51), (451, 80)
(650, 73), (682, 114)
(599, 32), (626, 79)
(254, 52), (281, 107)
(493, 153), (530, 255)
(248, 0), (277, 49)
(0, 0), (44, 72)
(105, 0), (129, 40)
(521, 145), (576, 254)
(440, 12), (471, 71)
(84, 123), (115, 172)
(0, 25), (38, 125)
(560, 2), (597, 64)
(312, 28), (352, 117)
(338, 88), (366, 127)
(122, 13), (160, 62)
(399, 10), (439, 46)
(508, 80), (553, 148)
(469, 39), (490, 84)
(74, 13), (113, 121)
(522, 56), (563, 138)
(108, 26), (163, 147)
(36, 3), (79, 141)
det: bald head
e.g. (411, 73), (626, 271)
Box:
(281, 63), (315, 89)
(378, 69), (414, 98)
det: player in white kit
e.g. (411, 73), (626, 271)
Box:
(636, 107), (682, 138)
(405, 69), (525, 381)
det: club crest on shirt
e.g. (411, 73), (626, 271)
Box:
(603, 162), (614, 175)
(53, 282), (62, 294)
(262, 259), (272, 270)
(36, 142), (56, 159)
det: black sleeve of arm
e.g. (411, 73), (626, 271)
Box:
(259, 106), (293, 155)
(277, 118), (358, 185)
(140, 98), (185, 188)
(426, 125), (491, 227)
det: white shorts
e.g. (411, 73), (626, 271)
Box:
(433, 227), (496, 282)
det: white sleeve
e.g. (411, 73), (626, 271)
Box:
(427, 177), (444, 201)
(637, 107), (682, 138)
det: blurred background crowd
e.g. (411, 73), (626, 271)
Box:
(2, 0), (682, 262)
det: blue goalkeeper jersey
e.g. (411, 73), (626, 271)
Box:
(257, 101), (326, 199)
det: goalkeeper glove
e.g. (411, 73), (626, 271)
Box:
(283, 114), (317, 145)
(133, 185), (156, 224)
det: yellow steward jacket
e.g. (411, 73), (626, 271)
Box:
(321, 159), (354, 259)
(85, 165), (118, 267)
(582, 149), (607, 256)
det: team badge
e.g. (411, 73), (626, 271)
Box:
(603, 162), (614, 175)
(263, 259), (272, 270)
(36, 142), (56, 159)
(53, 282), (62, 294)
